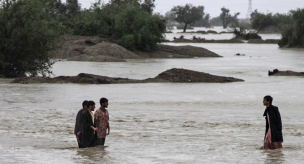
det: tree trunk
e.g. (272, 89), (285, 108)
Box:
(183, 23), (188, 32)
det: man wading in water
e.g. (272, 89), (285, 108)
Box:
(263, 95), (283, 149)
(74, 100), (88, 148)
(81, 101), (98, 148)
(94, 98), (110, 146)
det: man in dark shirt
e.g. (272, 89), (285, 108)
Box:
(263, 95), (283, 149)
(74, 100), (88, 148)
(80, 101), (98, 148)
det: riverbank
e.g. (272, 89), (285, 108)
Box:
(11, 68), (244, 84)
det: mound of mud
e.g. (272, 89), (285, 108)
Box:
(154, 68), (244, 83)
(12, 68), (244, 84)
(268, 69), (304, 76)
(52, 35), (222, 61)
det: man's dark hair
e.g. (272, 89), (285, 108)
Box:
(82, 100), (89, 108)
(100, 98), (108, 105)
(87, 101), (95, 107)
(264, 95), (273, 105)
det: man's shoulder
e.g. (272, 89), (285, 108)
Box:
(271, 105), (279, 109)
(78, 108), (85, 113)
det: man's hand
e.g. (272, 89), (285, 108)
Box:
(107, 127), (110, 135)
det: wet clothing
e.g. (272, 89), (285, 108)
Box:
(263, 105), (283, 149)
(80, 110), (95, 148)
(95, 138), (106, 146)
(74, 108), (86, 135)
(94, 108), (109, 146)
(94, 108), (109, 139)
(74, 108), (85, 148)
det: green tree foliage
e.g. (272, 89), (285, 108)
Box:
(194, 13), (210, 27)
(220, 7), (240, 28)
(40, 0), (67, 21)
(279, 9), (304, 48)
(0, 0), (64, 78)
(66, 0), (80, 18)
(209, 16), (222, 26)
(171, 4), (203, 32)
(250, 10), (293, 31)
(66, 0), (165, 51)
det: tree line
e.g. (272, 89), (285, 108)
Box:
(0, 0), (303, 78)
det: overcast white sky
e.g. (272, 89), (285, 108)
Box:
(76, 0), (304, 18)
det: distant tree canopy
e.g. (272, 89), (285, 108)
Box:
(279, 8), (304, 48)
(194, 13), (210, 27)
(170, 4), (204, 32)
(67, 0), (165, 51)
(250, 10), (293, 32)
(220, 7), (240, 28)
(209, 17), (222, 26)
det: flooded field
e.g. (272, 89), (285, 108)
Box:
(0, 30), (304, 163)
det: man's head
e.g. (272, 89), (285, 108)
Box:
(82, 100), (89, 110)
(100, 98), (108, 108)
(263, 95), (273, 107)
(87, 101), (96, 111)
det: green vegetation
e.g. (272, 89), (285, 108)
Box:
(220, 7), (240, 28)
(0, 0), (166, 77)
(250, 10), (293, 32)
(0, 0), (64, 78)
(279, 9), (304, 48)
(170, 4), (204, 32)
(209, 17), (222, 26)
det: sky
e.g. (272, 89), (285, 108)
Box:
(76, 0), (304, 18)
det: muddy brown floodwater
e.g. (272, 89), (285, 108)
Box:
(1, 31), (304, 163)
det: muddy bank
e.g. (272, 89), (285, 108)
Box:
(171, 38), (244, 43)
(52, 35), (221, 62)
(268, 69), (304, 76)
(0, 78), (14, 84)
(136, 45), (221, 58)
(177, 30), (233, 34)
(12, 68), (244, 84)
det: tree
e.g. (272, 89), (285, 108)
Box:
(220, 7), (240, 28)
(40, 0), (67, 21)
(0, 0), (63, 78)
(171, 4), (203, 32)
(209, 16), (222, 26)
(66, 0), (80, 18)
(279, 8), (304, 48)
(194, 13), (210, 27)
(250, 11), (293, 32)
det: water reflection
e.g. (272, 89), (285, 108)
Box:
(263, 149), (284, 164)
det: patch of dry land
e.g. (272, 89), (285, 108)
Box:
(12, 68), (244, 84)
(268, 69), (304, 76)
(0, 78), (14, 84)
(52, 35), (221, 62)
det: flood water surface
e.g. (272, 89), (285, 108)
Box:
(1, 43), (304, 163)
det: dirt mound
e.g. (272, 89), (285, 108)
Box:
(157, 45), (221, 57)
(52, 35), (222, 61)
(268, 69), (304, 76)
(52, 35), (141, 62)
(154, 68), (244, 83)
(12, 68), (244, 84)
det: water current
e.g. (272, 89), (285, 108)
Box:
(0, 27), (303, 163)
